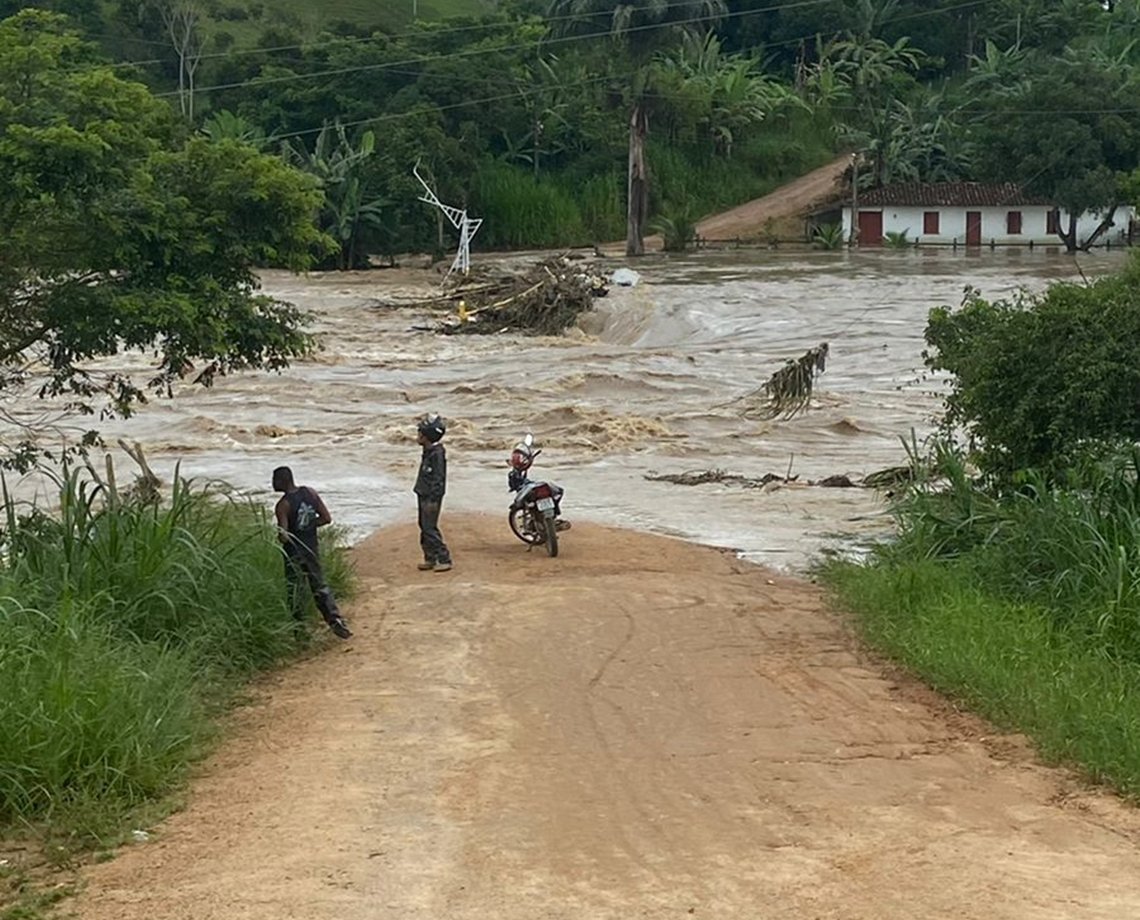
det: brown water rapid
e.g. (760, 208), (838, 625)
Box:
(21, 248), (1129, 570)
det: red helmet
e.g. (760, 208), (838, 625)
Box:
(509, 447), (531, 470)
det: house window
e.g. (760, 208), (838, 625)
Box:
(1046, 210), (1060, 234)
(1007, 211), (1022, 234)
(923, 211), (939, 235)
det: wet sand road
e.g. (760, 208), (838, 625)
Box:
(71, 516), (1140, 919)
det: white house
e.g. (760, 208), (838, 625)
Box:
(839, 182), (1136, 247)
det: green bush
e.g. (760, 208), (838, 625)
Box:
(649, 200), (698, 251)
(888, 443), (1140, 654)
(812, 223), (844, 249)
(0, 468), (354, 836)
(924, 253), (1140, 477)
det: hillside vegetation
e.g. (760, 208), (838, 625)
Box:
(223, 0), (495, 33)
(14, 0), (1135, 258)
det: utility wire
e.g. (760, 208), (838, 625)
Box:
(272, 69), (635, 140)
(103, 0), (840, 70)
(157, 0), (996, 100)
(222, 0), (1013, 145)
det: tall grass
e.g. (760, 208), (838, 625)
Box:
(576, 172), (625, 243)
(473, 161), (587, 249)
(0, 467), (352, 837)
(824, 443), (1140, 796)
(827, 561), (1140, 795)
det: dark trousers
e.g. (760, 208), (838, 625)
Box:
(285, 549), (341, 625)
(417, 497), (451, 564)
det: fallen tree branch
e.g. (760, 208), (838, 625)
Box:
(427, 257), (609, 336)
(717, 343), (830, 420)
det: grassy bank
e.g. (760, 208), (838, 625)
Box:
(823, 448), (1140, 798)
(0, 469), (353, 844)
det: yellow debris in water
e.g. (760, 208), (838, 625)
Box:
(457, 299), (469, 323)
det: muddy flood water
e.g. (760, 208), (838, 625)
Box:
(26, 249), (1129, 571)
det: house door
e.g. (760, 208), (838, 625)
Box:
(857, 210), (883, 245)
(965, 211), (982, 246)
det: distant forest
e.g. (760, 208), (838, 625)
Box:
(5, 0), (1139, 256)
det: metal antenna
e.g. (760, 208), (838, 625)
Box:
(414, 162), (483, 277)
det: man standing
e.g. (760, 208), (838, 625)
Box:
(273, 466), (352, 639)
(414, 414), (452, 572)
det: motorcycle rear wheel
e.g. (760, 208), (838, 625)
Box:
(509, 507), (544, 545)
(543, 514), (559, 557)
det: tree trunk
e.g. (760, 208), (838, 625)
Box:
(965, 11), (976, 68)
(1054, 209), (1078, 252)
(176, 47), (186, 117)
(186, 55), (196, 121)
(161, 1), (202, 122)
(1079, 205), (1118, 251)
(626, 102), (649, 257)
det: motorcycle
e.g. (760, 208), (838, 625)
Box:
(507, 434), (570, 557)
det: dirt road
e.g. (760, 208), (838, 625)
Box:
(603, 155), (849, 252)
(694, 155), (850, 241)
(71, 517), (1140, 919)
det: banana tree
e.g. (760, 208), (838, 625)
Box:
(657, 32), (803, 157)
(286, 123), (387, 270)
(822, 33), (923, 186)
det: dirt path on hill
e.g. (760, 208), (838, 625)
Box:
(69, 516), (1140, 919)
(694, 155), (850, 241)
(604, 155), (849, 251)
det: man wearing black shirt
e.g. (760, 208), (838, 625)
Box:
(273, 466), (352, 639)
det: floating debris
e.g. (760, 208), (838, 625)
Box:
(815, 474), (857, 488)
(861, 465), (913, 488)
(407, 256), (610, 336)
(646, 469), (866, 489)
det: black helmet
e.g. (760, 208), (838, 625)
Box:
(418, 414), (446, 443)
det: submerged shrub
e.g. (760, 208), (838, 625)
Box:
(649, 200), (699, 252)
(812, 222), (844, 250)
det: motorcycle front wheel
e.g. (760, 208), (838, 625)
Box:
(543, 514), (559, 557)
(509, 507), (544, 545)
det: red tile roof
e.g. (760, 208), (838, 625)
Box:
(858, 182), (1052, 207)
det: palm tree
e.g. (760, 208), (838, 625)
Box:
(822, 33), (922, 186)
(200, 110), (274, 150)
(547, 0), (726, 255)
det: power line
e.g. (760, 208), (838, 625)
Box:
(166, 0), (980, 100)
(214, 0), (1001, 139)
(826, 106), (1140, 114)
(245, 0), (1012, 145)
(272, 69), (633, 141)
(105, 0), (837, 71)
